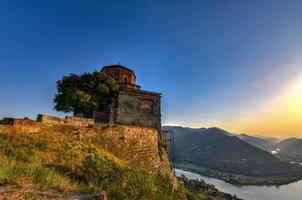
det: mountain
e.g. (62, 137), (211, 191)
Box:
(165, 126), (232, 153)
(281, 140), (302, 157)
(162, 126), (302, 181)
(237, 134), (279, 150)
(275, 137), (300, 150)
(274, 138), (302, 162)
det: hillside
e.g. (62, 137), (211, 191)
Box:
(237, 134), (278, 150)
(274, 138), (302, 162)
(163, 126), (302, 185)
(275, 137), (301, 150)
(281, 140), (302, 157)
(0, 121), (189, 200)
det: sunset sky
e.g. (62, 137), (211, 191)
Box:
(1, 0), (302, 138)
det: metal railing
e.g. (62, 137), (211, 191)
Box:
(161, 130), (176, 170)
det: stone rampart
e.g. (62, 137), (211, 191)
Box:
(64, 116), (94, 127)
(0, 118), (37, 126)
(36, 115), (65, 125)
(0, 118), (46, 132)
(36, 114), (94, 127)
(94, 125), (171, 175)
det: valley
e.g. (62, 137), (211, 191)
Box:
(163, 126), (302, 185)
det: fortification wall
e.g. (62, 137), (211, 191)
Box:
(94, 125), (171, 174)
(36, 114), (94, 127)
(64, 116), (94, 127)
(36, 115), (65, 125)
(0, 118), (36, 126)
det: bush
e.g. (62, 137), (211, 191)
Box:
(121, 170), (157, 200)
(35, 142), (48, 150)
(0, 135), (34, 162)
(184, 188), (206, 200)
(78, 153), (186, 200)
(35, 166), (64, 189)
(0, 157), (16, 185)
(80, 153), (122, 186)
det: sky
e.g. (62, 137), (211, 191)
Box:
(1, 0), (302, 138)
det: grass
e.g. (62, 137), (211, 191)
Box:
(0, 125), (204, 199)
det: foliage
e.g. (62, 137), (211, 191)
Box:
(179, 175), (242, 200)
(0, 135), (35, 162)
(0, 156), (16, 185)
(35, 166), (67, 189)
(54, 71), (119, 117)
(184, 188), (206, 200)
(78, 153), (187, 200)
(80, 153), (122, 186)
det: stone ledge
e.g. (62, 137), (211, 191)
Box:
(37, 114), (94, 127)
(0, 118), (36, 126)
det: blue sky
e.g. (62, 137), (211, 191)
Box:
(1, 0), (302, 134)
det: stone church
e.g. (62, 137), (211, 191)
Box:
(99, 65), (161, 131)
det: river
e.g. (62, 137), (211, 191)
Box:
(175, 168), (302, 200)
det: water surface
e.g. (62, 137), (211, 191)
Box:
(175, 168), (302, 200)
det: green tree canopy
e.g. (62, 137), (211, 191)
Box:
(54, 71), (119, 118)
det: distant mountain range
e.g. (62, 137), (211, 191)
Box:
(162, 126), (302, 182)
(270, 138), (302, 162)
(237, 134), (279, 150)
(234, 134), (302, 163)
(275, 137), (301, 151)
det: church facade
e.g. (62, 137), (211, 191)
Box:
(99, 65), (161, 131)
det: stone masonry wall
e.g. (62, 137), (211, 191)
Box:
(116, 92), (161, 131)
(37, 114), (94, 127)
(64, 116), (94, 127)
(0, 118), (36, 126)
(36, 115), (65, 125)
(94, 125), (172, 175)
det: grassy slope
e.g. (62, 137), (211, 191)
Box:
(0, 125), (206, 200)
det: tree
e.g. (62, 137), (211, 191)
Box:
(54, 71), (119, 118)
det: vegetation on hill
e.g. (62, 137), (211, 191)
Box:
(54, 71), (119, 118)
(274, 138), (302, 163)
(178, 175), (242, 200)
(0, 125), (202, 200)
(237, 134), (278, 150)
(275, 138), (300, 150)
(163, 126), (302, 185)
(279, 140), (302, 158)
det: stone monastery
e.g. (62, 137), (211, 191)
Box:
(100, 65), (161, 131)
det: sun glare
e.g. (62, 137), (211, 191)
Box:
(286, 77), (302, 118)
(220, 74), (302, 138)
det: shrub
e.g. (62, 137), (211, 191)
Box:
(0, 156), (16, 185)
(0, 135), (34, 162)
(35, 166), (67, 189)
(80, 153), (121, 186)
(35, 142), (48, 150)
